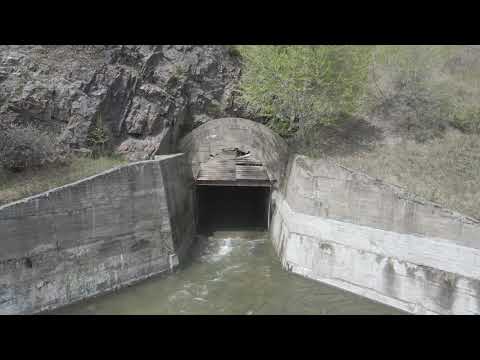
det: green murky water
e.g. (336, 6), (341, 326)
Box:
(51, 229), (404, 315)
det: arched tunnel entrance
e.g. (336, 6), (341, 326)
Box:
(178, 117), (289, 233)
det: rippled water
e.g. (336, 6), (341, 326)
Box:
(51, 229), (404, 315)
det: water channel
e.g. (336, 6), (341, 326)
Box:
(51, 227), (404, 315)
(49, 184), (405, 315)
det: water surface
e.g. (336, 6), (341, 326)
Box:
(51, 229), (404, 315)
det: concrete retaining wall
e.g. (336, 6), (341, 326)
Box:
(271, 155), (480, 314)
(0, 154), (194, 314)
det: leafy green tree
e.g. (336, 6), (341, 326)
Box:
(237, 45), (372, 137)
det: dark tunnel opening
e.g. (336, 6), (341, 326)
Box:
(196, 186), (270, 234)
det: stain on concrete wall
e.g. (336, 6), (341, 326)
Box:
(0, 154), (194, 314)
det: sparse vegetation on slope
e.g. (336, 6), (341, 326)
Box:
(0, 120), (126, 205)
(365, 45), (480, 141)
(0, 155), (127, 206)
(337, 131), (480, 219)
(237, 45), (480, 141)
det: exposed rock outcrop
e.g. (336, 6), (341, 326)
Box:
(0, 45), (242, 160)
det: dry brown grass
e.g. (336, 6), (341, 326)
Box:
(0, 155), (128, 206)
(335, 130), (480, 219)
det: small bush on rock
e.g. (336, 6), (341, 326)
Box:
(86, 114), (110, 158)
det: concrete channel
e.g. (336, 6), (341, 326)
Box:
(1, 118), (480, 314)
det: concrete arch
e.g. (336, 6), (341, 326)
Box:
(178, 118), (289, 186)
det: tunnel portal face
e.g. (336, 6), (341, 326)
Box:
(178, 117), (289, 187)
(179, 118), (287, 232)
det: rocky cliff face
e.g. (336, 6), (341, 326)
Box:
(0, 45), (242, 161)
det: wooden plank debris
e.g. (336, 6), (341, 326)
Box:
(196, 148), (271, 187)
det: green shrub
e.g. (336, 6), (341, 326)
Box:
(237, 46), (372, 137)
(86, 114), (109, 158)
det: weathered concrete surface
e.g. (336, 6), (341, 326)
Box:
(271, 155), (480, 315)
(285, 155), (480, 249)
(0, 154), (194, 314)
(178, 118), (289, 187)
